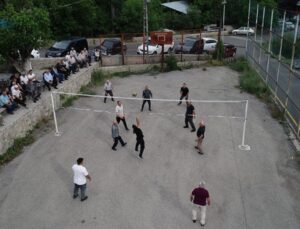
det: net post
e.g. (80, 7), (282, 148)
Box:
(239, 100), (251, 151)
(51, 92), (61, 136)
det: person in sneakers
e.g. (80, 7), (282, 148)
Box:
(115, 100), (129, 131)
(184, 101), (196, 132)
(141, 85), (152, 111)
(72, 158), (91, 202)
(190, 181), (210, 226)
(195, 120), (206, 154)
(132, 117), (145, 159)
(104, 80), (114, 103)
(178, 82), (189, 105)
(111, 120), (127, 151)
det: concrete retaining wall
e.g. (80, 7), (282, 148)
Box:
(102, 54), (209, 66)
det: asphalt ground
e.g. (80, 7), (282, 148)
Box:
(0, 67), (299, 229)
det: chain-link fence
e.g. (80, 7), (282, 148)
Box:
(246, 0), (300, 138)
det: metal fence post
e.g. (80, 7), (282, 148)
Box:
(284, 14), (299, 116)
(275, 11), (286, 99)
(252, 4), (259, 58)
(266, 9), (274, 84)
(258, 6), (265, 65)
(245, 0), (252, 54)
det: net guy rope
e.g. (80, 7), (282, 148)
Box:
(50, 91), (251, 151)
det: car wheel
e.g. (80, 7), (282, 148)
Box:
(153, 51), (157, 55)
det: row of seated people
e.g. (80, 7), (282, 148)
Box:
(0, 47), (92, 115)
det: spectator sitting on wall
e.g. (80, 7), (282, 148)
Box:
(77, 51), (88, 68)
(56, 60), (70, 78)
(94, 48), (100, 62)
(26, 69), (41, 101)
(0, 89), (18, 114)
(70, 47), (77, 57)
(51, 66), (65, 83)
(43, 68), (58, 91)
(11, 84), (27, 107)
(83, 47), (91, 66)
(9, 72), (23, 92)
(67, 53), (79, 73)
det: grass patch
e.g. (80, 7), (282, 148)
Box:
(112, 71), (132, 78)
(164, 55), (180, 71)
(0, 130), (35, 165)
(228, 58), (284, 121)
(60, 94), (79, 107)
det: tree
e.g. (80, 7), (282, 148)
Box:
(0, 5), (51, 72)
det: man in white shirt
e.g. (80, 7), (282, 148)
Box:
(104, 80), (114, 103)
(26, 69), (41, 102)
(72, 157), (91, 202)
(43, 68), (57, 90)
(115, 100), (129, 130)
(11, 84), (27, 107)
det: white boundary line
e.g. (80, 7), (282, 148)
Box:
(68, 107), (245, 120)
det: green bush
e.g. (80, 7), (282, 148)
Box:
(228, 58), (250, 72)
(213, 41), (224, 61)
(91, 70), (105, 85)
(271, 34), (300, 59)
(164, 55), (179, 71)
(0, 131), (35, 165)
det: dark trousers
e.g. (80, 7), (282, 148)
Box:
(4, 102), (17, 114)
(116, 116), (129, 130)
(178, 94), (188, 104)
(141, 99), (151, 111)
(112, 136), (125, 149)
(73, 183), (87, 200)
(185, 116), (196, 130)
(104, 90), (114, 102)
(44, 79), (58, 91)
(135, 139), (145, 157)
(14, 97), (26, 107)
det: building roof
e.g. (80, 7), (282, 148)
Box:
(161, 1), (189, 14)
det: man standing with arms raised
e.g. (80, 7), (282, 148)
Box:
(72, 158), (91, 202)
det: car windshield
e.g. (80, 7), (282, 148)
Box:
(53, 41), (70, 49)
(185, 39), (195, 46)
(102, 40), (114, 48)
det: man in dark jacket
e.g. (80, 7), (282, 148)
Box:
(178, 82), (189, 105)
(184, 101), (196, 132)
(141, 85), (152, 111)
(132, 117), (145, 159)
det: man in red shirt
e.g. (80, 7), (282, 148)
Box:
(190, 181), (210, 226)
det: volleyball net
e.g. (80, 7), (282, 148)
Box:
(50, 91), (251, 151)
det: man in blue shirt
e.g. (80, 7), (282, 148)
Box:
(0, 90), (17, 114)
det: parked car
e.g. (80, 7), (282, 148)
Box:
(30, 49), (40, 58)
(137, 39), (174, 55)
(232, 27), (254, 36)
(293, 58), (300, 69)
(224, 43), (237, 57)
(204, 24), (219, 32)
(202, 37), (218, 53)
(175, 37), (217, 54)
(45, 37), (88, 57)
(174, 36), (203, 54)
(100, 38), (126, 55)
(278, 20), (295, 31)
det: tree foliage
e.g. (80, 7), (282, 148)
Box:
(0, 4), (51, 70)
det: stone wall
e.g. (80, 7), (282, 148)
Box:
(0, 65), (96, 154)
